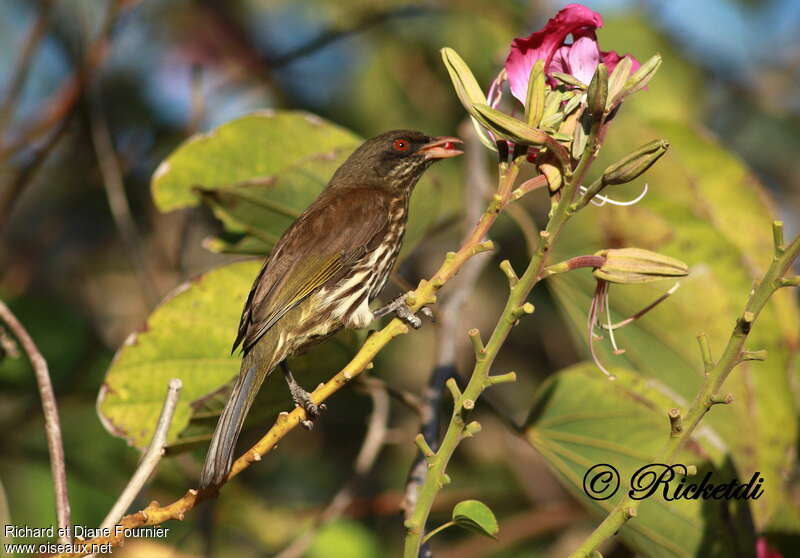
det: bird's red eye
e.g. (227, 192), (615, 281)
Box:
(393, 139), (410, 152)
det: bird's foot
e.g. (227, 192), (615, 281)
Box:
(293, 388), (327, 430)
(374, 292), (434, 330)
(281, 361), (326, 430)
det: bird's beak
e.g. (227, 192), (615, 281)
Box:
(419, 136), (463, 159)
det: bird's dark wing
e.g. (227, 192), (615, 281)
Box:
(233, 187), (391, 354)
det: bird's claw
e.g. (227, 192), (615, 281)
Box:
(375, 292), (434, 330)
(396, 302), (422, 329)
(296, 398), (326, 430)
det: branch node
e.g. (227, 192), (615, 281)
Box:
(463, 421), (482, 437)
(499, 259), (519, 287)
(445, 377), (462, 402)
(708, 393), (733, 406)
(773, 220), (785, 256)
(668, 408), (683, 437)
(475, 240), (495, 254)
(741, 311), (755, 334)
(441, 473), (452, 486)
(779, 276), (800, 288)
(623, 506), (638, 520)
(486, 371), (517, 386)
(740, 349), (767, 362)
(462, 398), (475, 410)
(509, 301), (535, 322)
(468, 328), (485, 358)
(696, 333), (714, 375)
(415, 433), (436, 461)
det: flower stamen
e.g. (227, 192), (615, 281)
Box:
(601, 281), (681, 331)
(580, 183), (649, 207)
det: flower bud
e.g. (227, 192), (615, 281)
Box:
(593, 248), (688, 284)
(525, 59), (546, 127)
(473, 103), (571, 168)
(538, 162), (562, 192)
(601, 139), (669, 186)
(550, 72), (588, 90)
(441, 47), (486, 115)
(606, 56), (633, 110)
(586, 63), (608, 121)
(624, 54), (662, 96)
(473, 103), (548, 145)
(441, 47), (497, 151)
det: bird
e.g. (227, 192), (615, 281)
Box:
(199, 130), (463, 489)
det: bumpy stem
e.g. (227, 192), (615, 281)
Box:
(569, 224), (800, 558)
(403, 121), (602, 557)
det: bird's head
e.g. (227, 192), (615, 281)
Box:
(330, 130), (463, 193)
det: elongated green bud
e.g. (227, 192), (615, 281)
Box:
(606, 56), (633, 109)
(441, 47), (486, 115)
(525, 59), (546, 127)
(441, 47), (497, 151)
(624, 54), (662, 96)
(551, 72), (587, 89)
(593, 248), (688, 284)
(586, 63), (608, 121)
(472, 103), (549, 145)
(601, 139), (669, 186)
(472, 104), (571, 168)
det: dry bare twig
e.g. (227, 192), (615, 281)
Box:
(0, 299), (71, 544)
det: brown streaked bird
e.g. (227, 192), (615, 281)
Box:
(199, 130), (462, 489)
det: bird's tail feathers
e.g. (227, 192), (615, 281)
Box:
(199, 348), (278, 490)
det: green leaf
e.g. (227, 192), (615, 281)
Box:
(97, 261), (259, 449)
(451, 499), (499, 539)
(98, 260), (360, 450)
(151, 110), (360, 212)
(548, 116), (800, 534)
(526, 364), (754, 558)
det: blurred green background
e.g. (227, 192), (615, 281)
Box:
(1, 1), (798, 557)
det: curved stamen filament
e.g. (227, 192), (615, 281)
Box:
(601, 282), (681, 331)
(580, 183), (649, 207)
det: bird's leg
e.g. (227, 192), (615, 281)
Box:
(373, 292), (434, 329)
(280, 361), (326, 430)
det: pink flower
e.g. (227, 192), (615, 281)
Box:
(505, 3), (640, 103)
(756, 537), (783, 558)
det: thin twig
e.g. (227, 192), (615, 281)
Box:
(274, 383), (390, 558)
(0, 114), (72, 229)
(0, 299), (71, 543)
(89, 83), (159, 307)
(0, 0), (132, 227)
(267, 6), (426, 67)
(99, 379), (183, 530)
(0, 0), (53, 130)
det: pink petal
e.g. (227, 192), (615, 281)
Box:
(601, 51), (641, 76)
(566, 36), (600, 84)
(549, 45), (571, 77)
(756, 537), (783, 558)
(505, 3), (603, 102)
